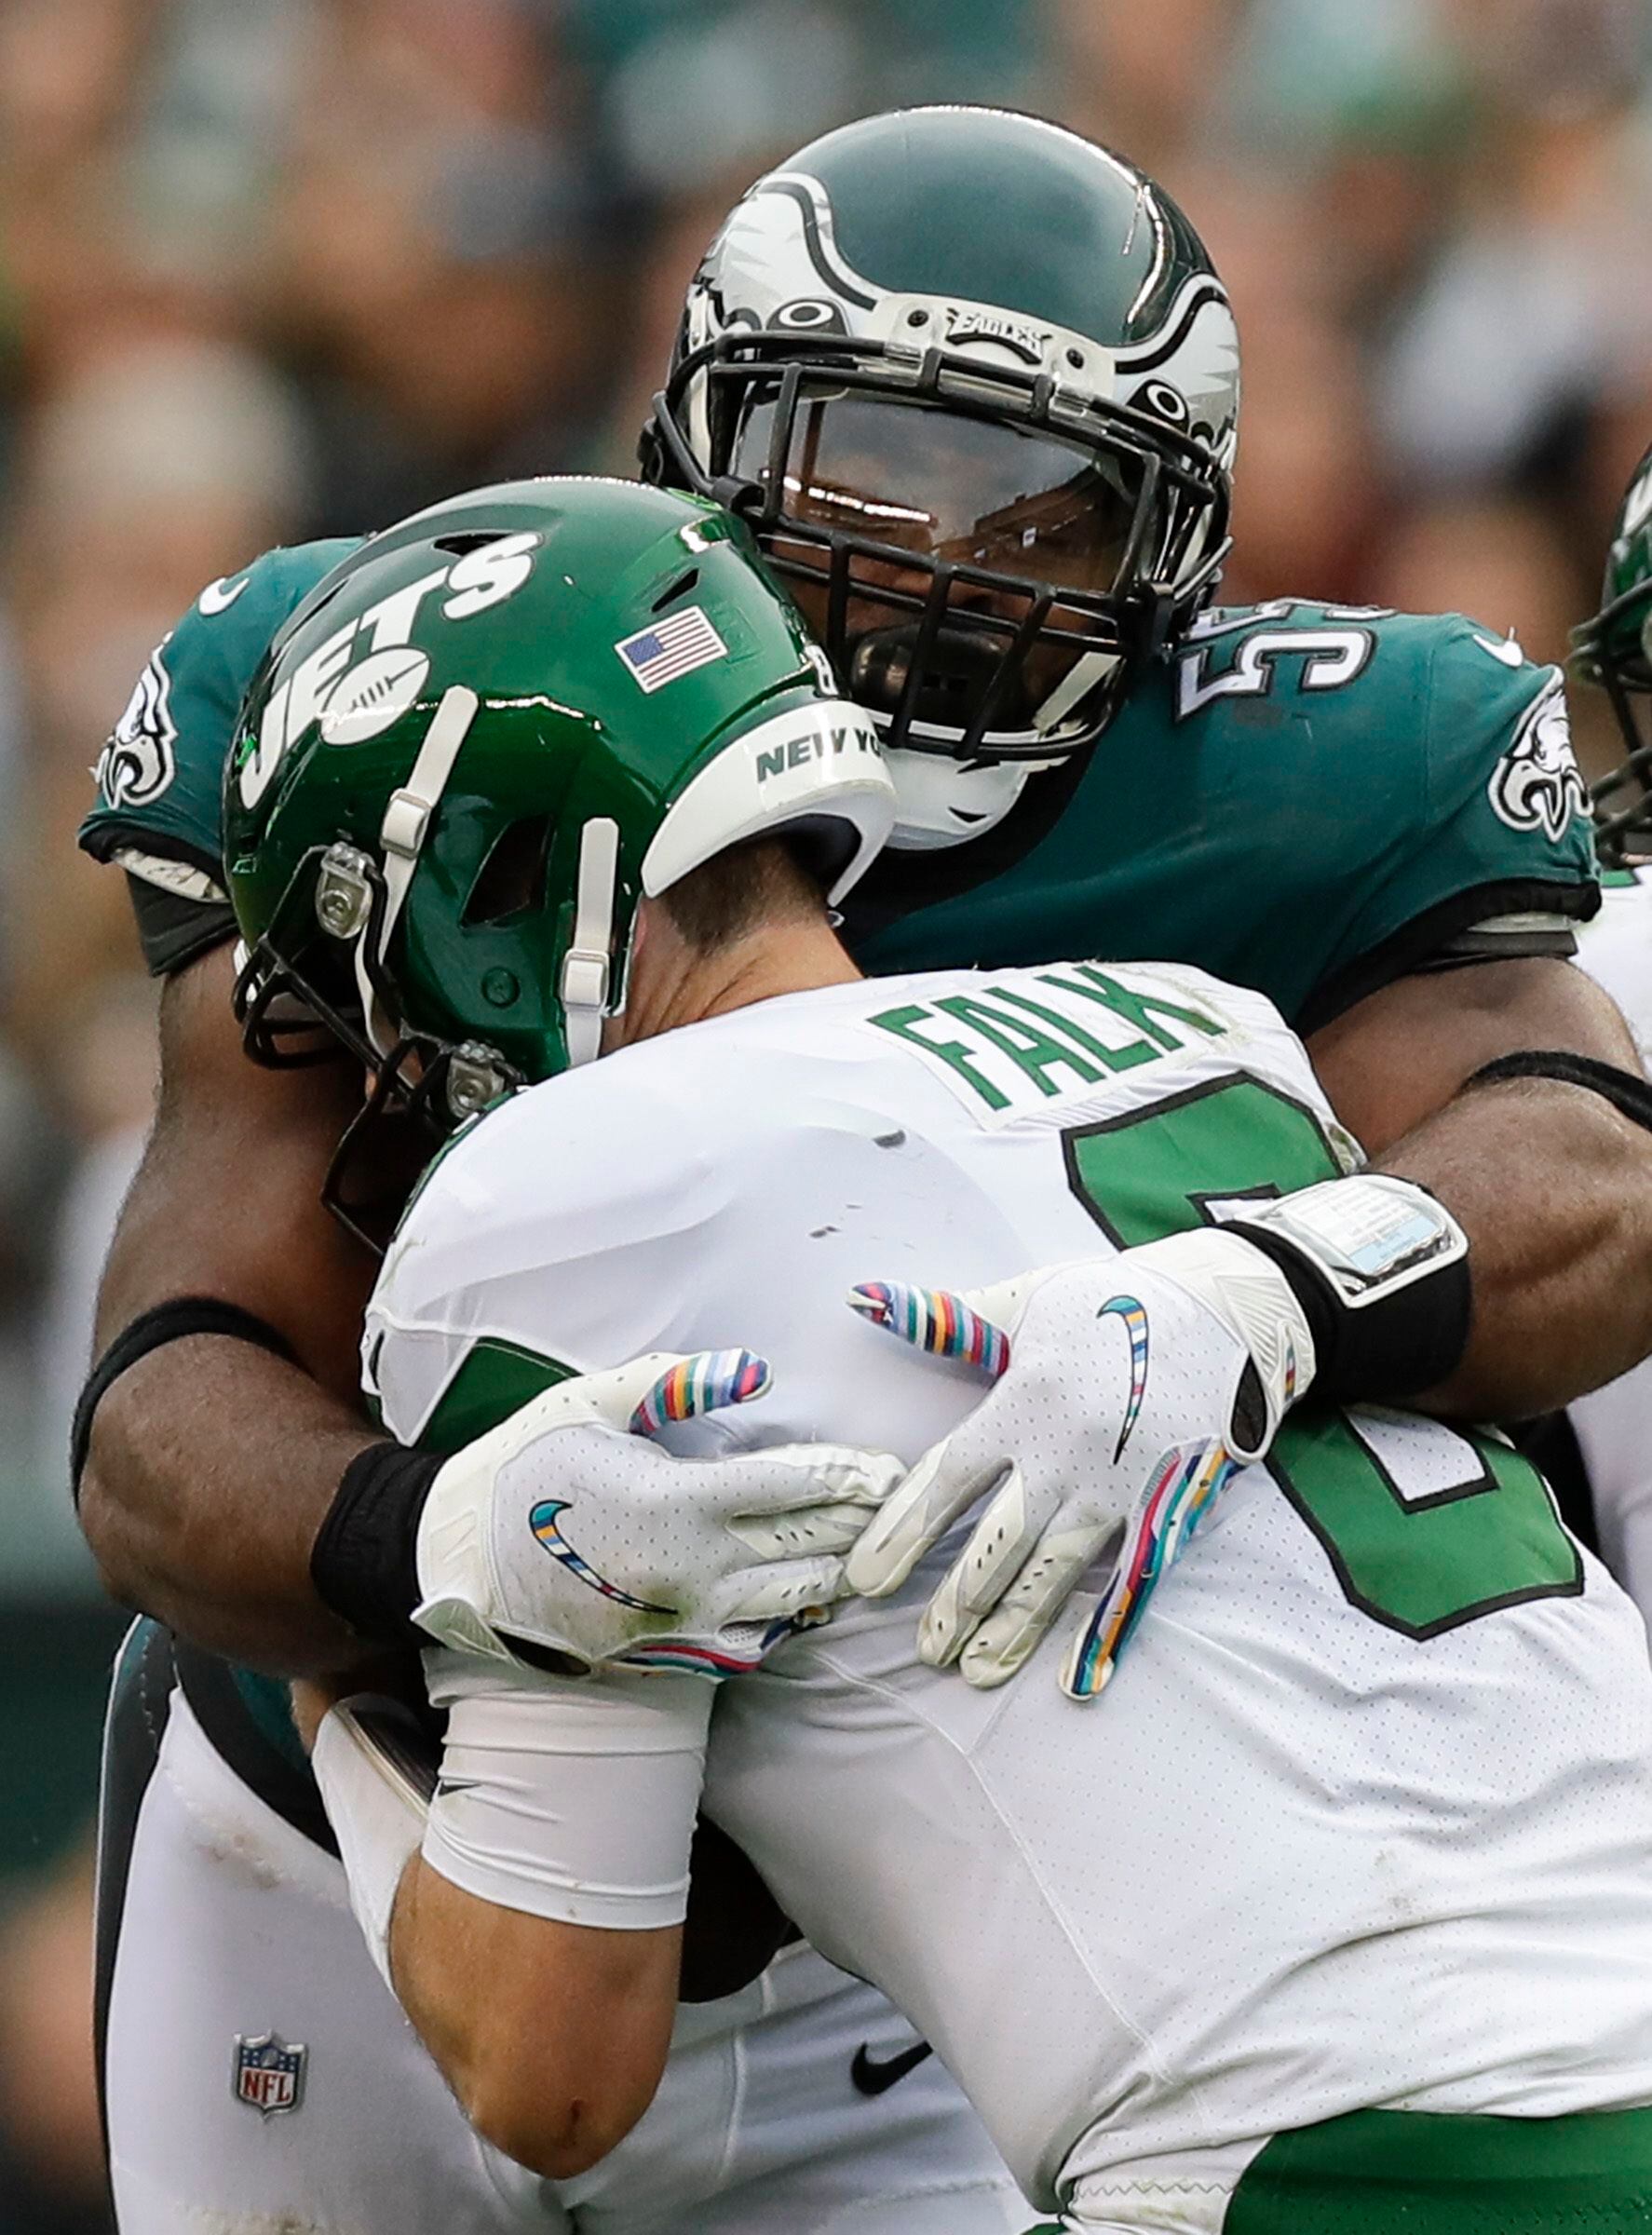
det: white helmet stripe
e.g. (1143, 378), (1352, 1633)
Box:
(642, 699), (895, 907)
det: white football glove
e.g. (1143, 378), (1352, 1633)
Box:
(843, 1231), (1316, 1699)
(414, 1348), (902, 1678)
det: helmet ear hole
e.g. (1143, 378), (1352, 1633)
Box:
(465, 815), (553, 925)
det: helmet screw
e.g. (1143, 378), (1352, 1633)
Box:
(481, 968), (520, 1008)
(1065, 347), (1084, 369)
(906, 309), (928, 328)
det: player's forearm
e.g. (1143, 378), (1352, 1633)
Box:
(394, 1666), (697, 2170)
(300, 1670), (686, 2178)
(1380, 1077), (1652, 1419)
(80, 1338), (373, 1671)
(1303, 956), (1652, 1419)
(390, 1852), (677, 2179)
(78, 943), (389, 1666)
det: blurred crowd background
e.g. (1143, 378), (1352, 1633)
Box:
(3, 1), (1652, 2226)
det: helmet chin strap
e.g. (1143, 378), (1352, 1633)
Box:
(1032, 647), (1117, 734)
(356, 686), (480, 1053)
(561, 818), (620, 1068)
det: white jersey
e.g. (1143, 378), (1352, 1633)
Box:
(366, 959), (1652, 2226)
(1572, 871), (1652, 1631)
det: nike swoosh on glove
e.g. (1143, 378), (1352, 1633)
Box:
(414, 1349), (903, 1679)
(843, 1230), (1315, 1699)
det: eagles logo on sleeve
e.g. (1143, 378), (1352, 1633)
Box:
(95, 640), (178, 810)
(1488, 678), (1588, 845)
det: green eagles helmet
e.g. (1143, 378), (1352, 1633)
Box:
(1574, 440), (1652, 865)
(642, 104), (1239, 768)
(223, 476), (894, 1171)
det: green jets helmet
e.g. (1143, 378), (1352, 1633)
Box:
(223, 475), (894, 1175)
(1575, 440), (1652, 865)
(642, 104), (1239, 767)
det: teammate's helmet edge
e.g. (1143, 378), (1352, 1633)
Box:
(1576, 440), (1652, 865)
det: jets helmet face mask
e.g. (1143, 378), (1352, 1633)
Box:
(643, 106), (1239, 790)
(223, 477), (895, 1243)
(1575, 440), (1652, 865)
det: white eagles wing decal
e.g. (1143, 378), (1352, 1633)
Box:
(96, 641), (178, 809)
(1487, 677), (1587, 844)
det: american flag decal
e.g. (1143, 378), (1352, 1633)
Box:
(615, 606), (728, 694)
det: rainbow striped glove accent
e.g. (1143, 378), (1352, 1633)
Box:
(845, 1233), (1313, 1699)
(413, 1348), (902, 1679)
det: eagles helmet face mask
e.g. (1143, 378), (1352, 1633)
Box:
(1575, 441), (1652, 865)
(223, 477), (895, 1241)
(643, 105), (1239, 795)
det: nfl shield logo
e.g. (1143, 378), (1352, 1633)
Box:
(233, 2032), (306, 2116)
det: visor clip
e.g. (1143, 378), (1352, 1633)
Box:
(315, 846), (376, 941)
(713, 473), (767, 522)
(445, 1042), (513, 1122)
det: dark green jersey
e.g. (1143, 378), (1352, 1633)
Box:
(852, 601), (1596, 1032)
(83, 578), (1597, 1027)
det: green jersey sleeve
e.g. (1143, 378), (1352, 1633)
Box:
(1294, 608), (1598, 1029)
(79, 540), (362, 974)
(849, 603), (1599, 1036)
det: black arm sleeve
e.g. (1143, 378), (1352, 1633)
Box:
(1462, 1050), (1652, 1133)
(124, 874), (238, 978)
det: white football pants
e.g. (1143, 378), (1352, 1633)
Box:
(101, 1680), (1026, 2234)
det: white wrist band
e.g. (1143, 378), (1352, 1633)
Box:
(311, 1697), (433, 1989)
(421, 1666), (712, 1931)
